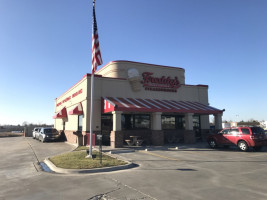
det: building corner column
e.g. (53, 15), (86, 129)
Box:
(214, 113), (223, 131)
(184, 113), (195, 144)
(200, 115), (211, 141)
(151, 112), (164, 146)
(110, 111), (123, 148)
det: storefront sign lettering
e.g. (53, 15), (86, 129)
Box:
(142, 72), (180, 92)
(56, 89), (83, 107)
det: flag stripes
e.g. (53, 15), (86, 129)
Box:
(92, 1), (102, 73)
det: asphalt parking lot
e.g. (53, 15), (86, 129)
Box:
(1, 137), (267, 200)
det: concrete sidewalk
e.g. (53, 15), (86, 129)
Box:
(43, 141), (210, 174)
(94, 141), (210, 153)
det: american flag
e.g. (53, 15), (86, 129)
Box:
(92, 0), (102, 74)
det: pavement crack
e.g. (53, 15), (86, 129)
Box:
(25, 138), (40, 164)
(105, 177), (158, 200)
(32, 162), (39, 172)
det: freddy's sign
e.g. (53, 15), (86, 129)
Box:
(56, 89), (83, 107)
(142, 72), (180, 92)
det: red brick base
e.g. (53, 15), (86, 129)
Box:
(61, 129), (201, 147)
(184, 130), (196, 144)
(61, 130), (87, 146)
(110, 131), (124, 148)
(151, 130), (164, 146)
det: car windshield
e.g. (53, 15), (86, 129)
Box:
(44, 128), (57, 134)
(251, 127), (265, 135)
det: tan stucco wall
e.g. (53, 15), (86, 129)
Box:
(54, 76), (88, 132)
(94, 77), (208, 104)
(54, 61), (211, 133)
(95, 61), (208, 104)
(96, 61), (185, 84)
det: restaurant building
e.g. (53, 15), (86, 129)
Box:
(53, 60), (224, 148)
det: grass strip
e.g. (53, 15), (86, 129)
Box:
(49, 150), (127, 169)
(0, 132), (23, 137)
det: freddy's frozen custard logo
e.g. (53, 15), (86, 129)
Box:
(142, 72), (180, 92)
(128, 68), (142, 92)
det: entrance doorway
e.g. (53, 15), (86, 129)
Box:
(193, 115), (201, 141)
(101, 115), (113, 145)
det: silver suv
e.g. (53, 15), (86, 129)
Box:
(32, 127), (42, 139)
(38, 127), (60, 143)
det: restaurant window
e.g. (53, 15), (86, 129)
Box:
(162, 115), (184, 130)
(162, 116), (175, 130)
(78, 115), (83, 131)
(122, 114), (150, 130)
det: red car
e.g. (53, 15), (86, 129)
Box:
(207, 126), (266, 151)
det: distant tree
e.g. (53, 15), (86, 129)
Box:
(237, 120), (260, 126)
(22, 121), (28, 126)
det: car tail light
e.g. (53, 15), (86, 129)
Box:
(250, 135), (260, 140)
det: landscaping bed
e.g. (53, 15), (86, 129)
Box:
(49, 149), (127, 169)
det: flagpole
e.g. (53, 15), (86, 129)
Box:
(88, 72), (94, 158)
(88, 0), (102, 158)
(88, 0), (96, 159)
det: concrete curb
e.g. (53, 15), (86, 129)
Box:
(108, 149), (135, 154)
(44, 156), (136, 174)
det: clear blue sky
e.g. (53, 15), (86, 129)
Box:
(0, 0), (267, 125)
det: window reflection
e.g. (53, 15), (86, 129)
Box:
(122, 114), (150, 130)
(162, 115), (184, 130)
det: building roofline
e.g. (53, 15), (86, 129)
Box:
(55, 73), (127, 100)
(95, 60), (185, 74)
(55, 61), (202, 101)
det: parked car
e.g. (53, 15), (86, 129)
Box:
(32, 127), (42, 139)
(207, 126), (266, 151)
(38, 127), (60, 143)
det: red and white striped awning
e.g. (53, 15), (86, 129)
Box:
(53, 107), (67, 119)
(68, 102), (83, 115)
(102, 97), (223, 114)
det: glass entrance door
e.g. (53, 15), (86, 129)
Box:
(101, 115), (113, 145)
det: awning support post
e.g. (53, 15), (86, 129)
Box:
(214, 113), (223, 130)
(112, 111), (122, 131)
(185, 113), (194, 130)
(151, 112), (162, 130)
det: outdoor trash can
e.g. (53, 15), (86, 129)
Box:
(86, 133), (95, 147)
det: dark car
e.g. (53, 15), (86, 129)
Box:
(38, 127), (60, 143)
(207, 126), (266, 151)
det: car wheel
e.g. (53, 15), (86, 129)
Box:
(208, 139), (217, 148)
(238, 141), (248, 151)
(254, 146), (262, 151)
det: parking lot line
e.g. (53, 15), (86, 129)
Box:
(139, 150), (181, 161)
